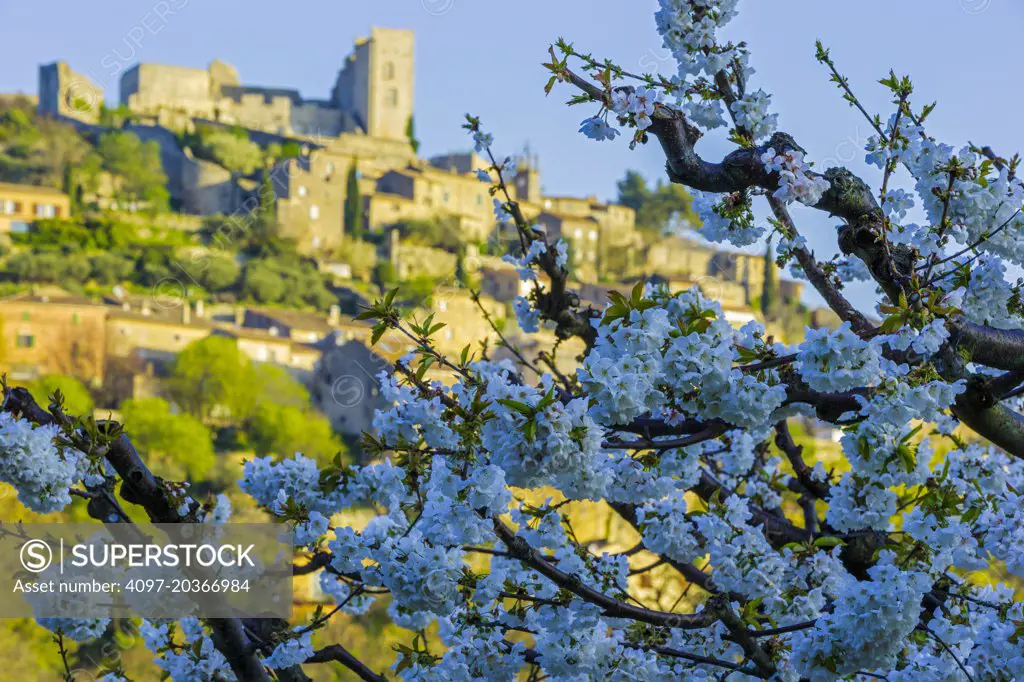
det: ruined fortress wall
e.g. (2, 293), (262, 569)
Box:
(290, 103), (348, 138)
(121, 63), (214, 120)
(180, 150), (236, 215)
(38, 62), (104, 123)
(215, 92), (293, 133)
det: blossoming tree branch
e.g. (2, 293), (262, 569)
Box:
(2, 1), (1024, 680)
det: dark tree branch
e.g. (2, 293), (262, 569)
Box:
(306, 645), (387, 682)
(492, 516), (715, 630)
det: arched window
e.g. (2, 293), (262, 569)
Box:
(383, 62), (395, 80)
(385, 88), (398, 107)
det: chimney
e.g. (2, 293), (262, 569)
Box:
(182, 301), (192, 325)
(141, 299), (151, 316)
(328, 304), (340, 326)
(195, 300), (205, 318)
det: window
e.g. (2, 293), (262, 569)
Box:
(573, 228), (583, 239)
(16, 334), (34, 348)
(297, 185), (308, 197)
(588, 230), (598, 241)
(325, 161), (335, 175)
(438, 300), (448, 312)
(1, 200), (14, 215)
(34, 203), (56, 218)
(476, 195), (482, 206)
(309, 204), (320, 220)
(383, 62), (395, 80)
(385, 88), (398, 107)
(9, 221), (29, 234)
(443, 191), (450, 204)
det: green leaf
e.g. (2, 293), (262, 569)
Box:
(497, 399), (533, 415)
(813, 536), (847, 549)
(630, 279), (645, 307)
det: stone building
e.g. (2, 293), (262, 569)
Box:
(332, 27), (415, 142)
(710, 251), (767, 306)
(270, 154), (348, 252)
(0, 290), (108, 383)
(645, 237), (715, 280)
(427, 287), (505, 354)
(37, 61), (104, 124)
(311, 338), (395, 437)
(387, 233), (459, 282)
(0, 183), (70, 234)
(242, 306), (340, 344)
(532, 196), (641, 282)
(369, 162), (494, 242)
(116, 27), (414, 143)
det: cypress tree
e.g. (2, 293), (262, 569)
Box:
(761, 240), (781, 320)
(405, 116), (420, 154)
(344, 162), (363, 239)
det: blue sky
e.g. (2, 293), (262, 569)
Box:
(1, 0), (1020, 307)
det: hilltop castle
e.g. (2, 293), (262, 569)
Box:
(27, 27), (794, 310)
(40, 27), (414, 142)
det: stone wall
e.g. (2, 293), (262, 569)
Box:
(180, 148), (238, 215)
(38, 62), (104, 124)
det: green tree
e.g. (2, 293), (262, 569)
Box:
(96, 132), (169, 211)
(344, 163), (364, 239)
(333, 238), (377, 280)
(405, 116), (420, 154)
(761, 240), (781, 321)
(240, 261), (287, 303)
(168, 336), (257, 423)
(395, 217), (463, 252)
(252, 364), (311, 410)
(202, 131), (262, 175)
(119, 397), (216, 481)
(373, 260), (398, 289)
(89, 252), (137, 285)
(246, 403), (343, 463)
(616, 170), (699, 240)
(27, 375), (93, 416)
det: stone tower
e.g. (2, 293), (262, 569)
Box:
(332, 27), (415, 142)
(514, 148), (542, 205)
(38, 62), (104, 124)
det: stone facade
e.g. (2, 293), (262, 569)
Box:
(0, 291), (108, 383)
(0, 183), (70, 234)
(710, 251), (767, 305)
(271, 154), (348, 252)
(332, 27), (415, 142)
(645, 237), (715, 280)
(369, 162), (494, 242)
(116, 27), (413, 144)
(311, 338), (394, 437)
(38, 61), (104, 124)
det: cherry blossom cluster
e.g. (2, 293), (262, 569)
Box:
(0, 412), (91, 513)
(762, 147), (832, 206)
(691, 189), (765, 246)
(6, 1), (1024, 680)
